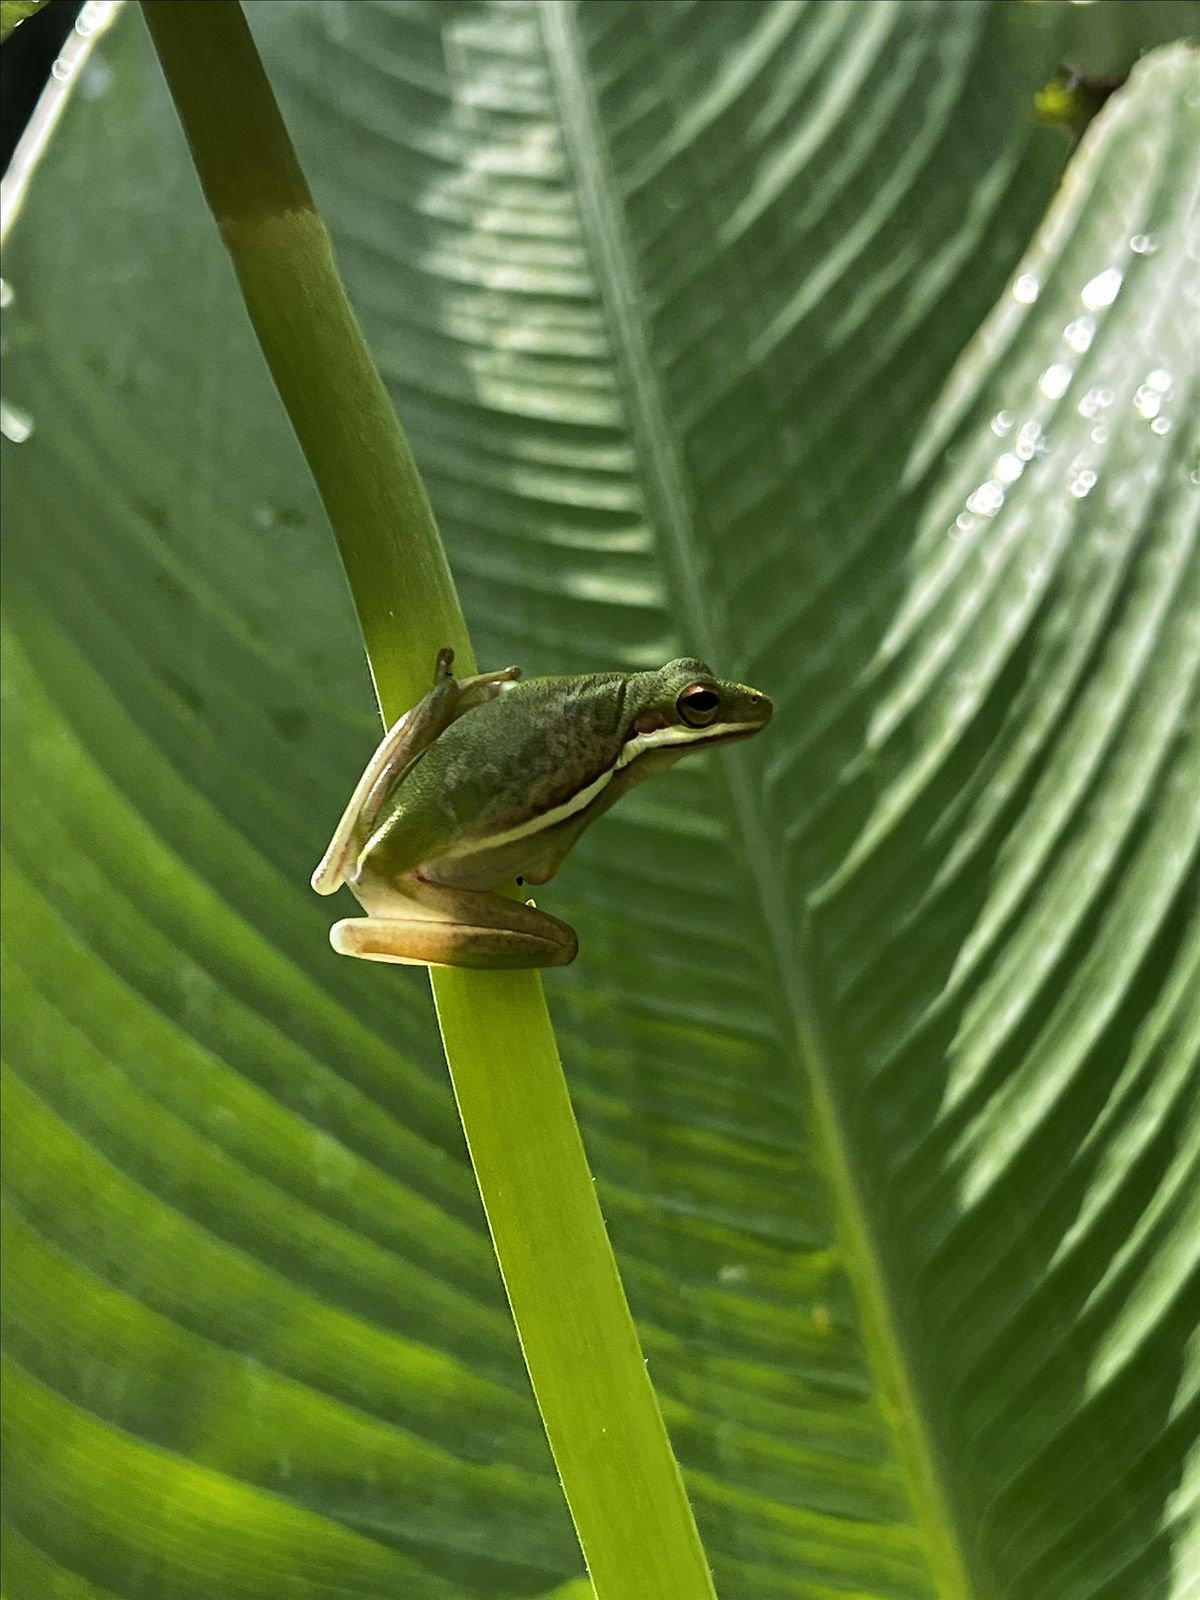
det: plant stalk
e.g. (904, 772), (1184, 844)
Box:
(141, 4), (716, 1595)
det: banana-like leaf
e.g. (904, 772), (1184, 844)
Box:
(2, 4), (1197, 1598)
(0, 0), (48, 46)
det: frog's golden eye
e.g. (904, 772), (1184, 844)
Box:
(678, 684), (721, 727)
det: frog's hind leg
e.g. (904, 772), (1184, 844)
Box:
(330, 879), (577, 969)
(311, 709), (429, 896)
(311, 648), (521, 896)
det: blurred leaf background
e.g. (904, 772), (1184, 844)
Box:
(2, 3), (1198, 1598)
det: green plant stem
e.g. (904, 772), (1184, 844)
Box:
(141, 5), (716, 1595)
(141, 0), (466, 703)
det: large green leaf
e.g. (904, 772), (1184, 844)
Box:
(2, 4), (1197, 1598)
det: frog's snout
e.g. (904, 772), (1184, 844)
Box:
(745, 689), (773, 726)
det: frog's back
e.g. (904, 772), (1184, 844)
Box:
(357, 673), (630, 882)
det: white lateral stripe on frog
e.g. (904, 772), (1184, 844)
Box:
(441, 721), (745, 860)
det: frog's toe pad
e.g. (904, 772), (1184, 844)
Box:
(330, 919), (425, 965)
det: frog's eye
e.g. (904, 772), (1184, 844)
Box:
(677, 684), (721, 727)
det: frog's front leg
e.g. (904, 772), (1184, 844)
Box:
(312, 648), (520, 896)
(330, 877), (578, 969)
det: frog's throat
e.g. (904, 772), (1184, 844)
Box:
(448, 719), (750, 861)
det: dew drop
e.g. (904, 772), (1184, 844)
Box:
(1039, 363), (1072, 400)
(1015, 419), (1044, 461)
(1134, 386), (1162, 420)
(990, 409), (1014, 437)
(0, 401), (33, 443)
(1130, 233), (1158, 255)
(1012, 273), (1041, 305)
(995, 452), (1024, 485)
(1064, 316), (1096, 354)
(966, 480), (1005, 518)
(1151, 416), (1171, 435)
(1146, 369), (1172, 394)
(1081, 268), (1123, 311)
(76, 1), (120, 39)
(1078, 388), (1102, 419)
(1069, 469), (1098, 499)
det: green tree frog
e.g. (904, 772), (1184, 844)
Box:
(312, 648), (772, 969)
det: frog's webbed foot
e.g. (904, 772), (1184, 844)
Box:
(311, 647), (522, 897)
(329, 879), (577, 970)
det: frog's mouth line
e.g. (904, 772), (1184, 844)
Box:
(616, 710), (773, 767)
(698, 717), (773, 749)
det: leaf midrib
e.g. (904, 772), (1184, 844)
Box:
(538, 5), (976, 1596)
